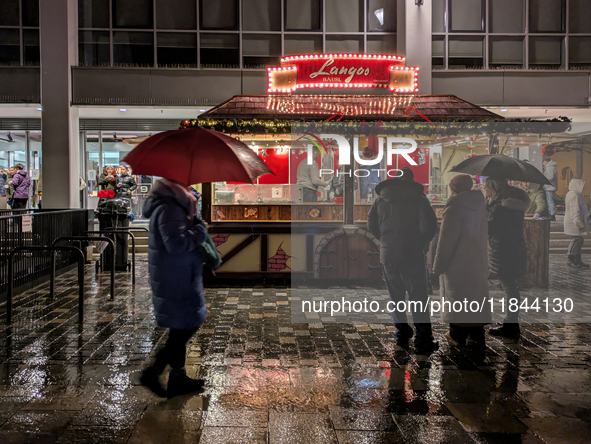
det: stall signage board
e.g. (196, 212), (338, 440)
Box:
(22, 215), (33, 232)
(267, 54), (419, 94)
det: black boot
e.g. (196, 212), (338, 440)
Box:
(568, 255), (580, 268)
(167, 369), (205, 398)
(488, 323), (520, 340)
(140, 366), (168, 397)
(576, 254), (590, 269)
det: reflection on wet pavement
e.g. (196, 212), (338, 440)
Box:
(0, 257), (590, 443)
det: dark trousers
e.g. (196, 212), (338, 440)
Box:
(450, 324), (485, 343)
(302, 187), (318, 202)
(383, 263), (434, 345)
(11, 198), (27, 209)
(568, 236), (584, 256)
(499, 274), (521, 323)
(153, 328), (198, 371)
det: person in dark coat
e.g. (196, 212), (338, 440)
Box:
(485, 178), (530, 339)
(98, 166), (117, 192)
(140, 178), (208, 398)
(9, 164), (30, 209)
(367, 178), (439, 352)
(116, 165), (137, 196)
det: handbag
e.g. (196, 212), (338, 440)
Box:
(194, 218), (222, 270)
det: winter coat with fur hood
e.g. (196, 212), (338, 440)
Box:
(564, 179), (589, 236)
(487, 186), (530, 279)
(433, 190), (491, 325)
(367, 179), (438, 267)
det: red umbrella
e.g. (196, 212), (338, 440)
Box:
(122, 128), (274, 185)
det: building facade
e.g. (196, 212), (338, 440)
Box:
(0, 0), (590, 208)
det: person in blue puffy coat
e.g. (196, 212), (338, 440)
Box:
(140, 178), (207, 398)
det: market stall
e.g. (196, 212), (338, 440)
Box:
(181, 53), (566, 284)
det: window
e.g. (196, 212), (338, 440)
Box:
(569, 37), (591, 69)
(113, 32), (154, 66)
(489, 37), (523, 69)
(529, 36), (563, 68)
(242, 34), (281, 68)
(569, 0), (591, 33)
(0, 29), (20, 65)
(156, 0), (196, 30)
(432, 0), (446, 33)
(326, 0), (362, 33)
(489, 0), (524, 33)
(157, 33), (197, 67)
(529, 0), (565, 33)
(113, 0), (153, 29)
(78, 0), (109, 29)
(367, 0), (396, 32)
(432, 36), (445, 69)
(242, 0), (281, 31)
(450, 0), (484, 32)
(449, 37), (484, 68)
(285, 0), (321, 31)
(22, 0), (39, 27)
(200, 0), (238, 30)
(200, 33), (239, 67)
(325, 36), (363, 53)
(79, 31), (110, 66)
(23, 29), (40, 65)
(283, 35), (322, 55)
(0, 0), (20, 26)
(367, 36), (396, 54)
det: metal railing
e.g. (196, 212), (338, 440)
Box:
(52, 236), (115, 300)
(6, 246), (85, 323)
(0, 210), (90, 297)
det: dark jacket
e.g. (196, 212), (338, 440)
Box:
(98, 169), (117, 192)
(525, 185), (549, 216)
(117, 173), (137, 195)
(143, 179), (207, 330)
(487, 186), (530, 279)
(367, 179), (438, 266)
(10, 169), (30, 199)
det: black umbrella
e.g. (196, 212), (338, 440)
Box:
(450, 154), (551, 185)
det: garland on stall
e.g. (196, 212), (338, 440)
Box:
(180, 117), (571, 137)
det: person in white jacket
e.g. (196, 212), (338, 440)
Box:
(564, 178), (590, 268)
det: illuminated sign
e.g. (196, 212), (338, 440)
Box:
(267, 53), (419, 94)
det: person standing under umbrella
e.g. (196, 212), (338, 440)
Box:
(140, 178), (209, 398)
(434, 175), (491, 350)
(485, 178), (530, 339)
(564, 179), (590, 269)
(543, 158), (558, 221)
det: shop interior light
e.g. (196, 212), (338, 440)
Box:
(37, 107), (42, 111)
(374, 8), (384, 25)
(120, 108), (126, 112)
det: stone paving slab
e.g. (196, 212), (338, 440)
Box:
(0, 256), (589, 442)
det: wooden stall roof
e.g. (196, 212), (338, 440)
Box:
(198, 95), (503, 122)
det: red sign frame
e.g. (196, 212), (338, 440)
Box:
(267, 53), (419, 94)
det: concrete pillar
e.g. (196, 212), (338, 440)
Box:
(397, 0), (432, 94)
(39, 0), (79, 208)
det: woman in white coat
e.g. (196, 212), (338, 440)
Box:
(564, 178), (590, 268)
(433, 174), (492, 349)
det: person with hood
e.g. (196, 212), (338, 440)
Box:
(485, 178), (530, 339)
(543, 158), (558, 220)
(98, 165), (117, 192)
(564, 178), (590, 268)
(140, 178), (209, 397)
(9, 164), (30, 209)
(367, 177), (439, 353)
(116, 165), (137, 196)
(433, 175), (491, 349)
(524, 182), (549, 218)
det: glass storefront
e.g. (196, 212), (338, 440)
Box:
(0, 130), (41, 208)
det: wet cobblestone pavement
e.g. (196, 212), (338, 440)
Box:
(0, 257), (590, 443)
